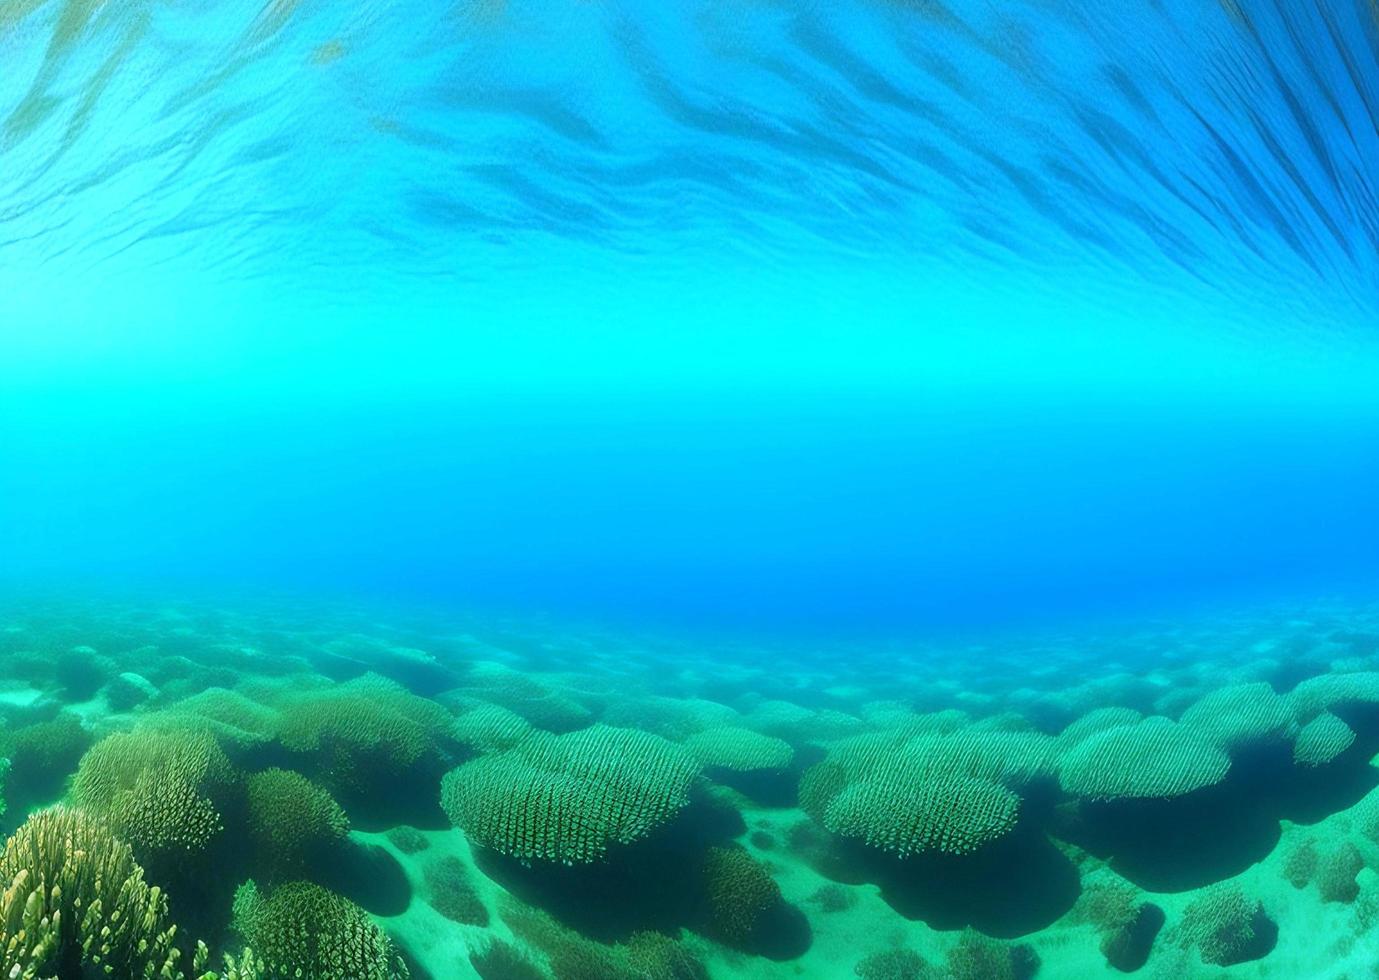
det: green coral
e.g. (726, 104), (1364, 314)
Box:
(800, 726), (1039, 857)
(1176, 883), (1268, 966)
(231, 879), (410, 980)
(246, 768), (350, 874)
(1059, 718), (1230, 800)
(1179, 682), (1296, 751)
(945, 930), (1039, 980)
(701, 846), (783, 947)
(143, 687), (281, 750)
(71, 727), (236, 865)
(1283, 839), (1318, 888)
(0, 712), (91, 803)
(854, 948), (935, 980)
(1293, 712), (1356, 766)
(1075, 879), (1163, 972)
(423, 855), (489, 926)
(1317, 842), (1363, 904)
(441, 725), (700, 864)
(450, 702), (535, 754)
(1290, 671), (1379, 719)
(1056, 707), (1142, 747)
(277, 673), (454, 793)
(0, 806), (183, 978)
(624, 931), (709, 980)
(684, 727), (794, 772)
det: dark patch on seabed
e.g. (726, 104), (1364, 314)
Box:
(1, 593), (1379, 977)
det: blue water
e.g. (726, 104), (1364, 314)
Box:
(2, 0), (1378, 634)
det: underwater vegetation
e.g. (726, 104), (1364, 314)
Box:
(4, 596), (1379, 977)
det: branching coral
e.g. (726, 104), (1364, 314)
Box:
(71, 727), (236, 865)
(231, 879), (410, 980)
(0, 806), (183, 978)
(441, 725), (700, 864)
(246, 768), (350, 875)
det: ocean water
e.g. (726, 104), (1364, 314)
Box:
(2, 1), (1379, 978)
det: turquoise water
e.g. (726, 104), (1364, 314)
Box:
(2, 1), (1379, 978)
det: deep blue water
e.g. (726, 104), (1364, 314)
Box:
(2, 0), (1378, 634)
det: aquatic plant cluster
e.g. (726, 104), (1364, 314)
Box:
(3, 599), (1379, 977)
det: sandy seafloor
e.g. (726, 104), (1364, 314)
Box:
(5, 593), (1379, 979)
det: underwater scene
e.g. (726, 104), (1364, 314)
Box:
(3, 0), (1379, 978)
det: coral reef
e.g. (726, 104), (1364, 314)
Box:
(701, 846), (784, 946)
(1059, 717), (1230, 800)
(245, 767), (350, 874)
(72, 727), (236, 865)
(0, 806), (183, 977)
(1176, 883), (1272, 966)
(440, 725), (699, 864)
(231, 879), (411, 979)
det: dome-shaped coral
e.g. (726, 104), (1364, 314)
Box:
(1292, 712), (1356, 767)
(277, 673), (454, 793)
(799, 725), (1051, 857)
(1179, 682), (1296, 751)
(246, 768), (350, 874)
(231, 879), (409, 980)
(701, 846), (784, 946)
(685, 727), (794, 772)
(824, 775), (1020, 858)
(1175, 883), (1271, 966)
(1059, 717), (1230, 800)
(441, 725), (700, 864)
(450, 702), (535, 754)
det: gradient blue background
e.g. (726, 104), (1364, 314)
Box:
(2, 0), (1377, 634)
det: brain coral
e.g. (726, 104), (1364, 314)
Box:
(0, 806), (183, 978)
(232, 879), (410, 980)
(246, 768), (350, 873)
(440, 725), (700, 864)
(1293, 712), (1357, 767)
(71, 727), (236, 863)
(684, 727), (794, 772)
(1179, 682), (1296, 751)
(1059, 717), (1230, 800)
